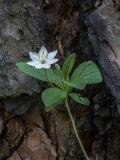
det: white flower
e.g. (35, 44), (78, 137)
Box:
(27, 46), (58, 69)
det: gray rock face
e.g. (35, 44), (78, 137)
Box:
(83, 0), (120, 112)
(0, 0), (46, 97)
(0, 0), (80, 114)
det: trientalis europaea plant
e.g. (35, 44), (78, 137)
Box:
(16, 46), (103, 160)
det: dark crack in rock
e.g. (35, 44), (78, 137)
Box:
(0, 117), (3, 136)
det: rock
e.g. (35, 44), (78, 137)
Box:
(90, 135), (107, 160)
(21, 111), (45, 129)
(2, 94), (43, 115)
(18, 127), (56, 160)
(0, 139), (10, 160)
(107, 118), (120, 160)
(79, 0), (120, 114)
(7, 152), (21, 160)
(0, 0), (46, 98)
(5, 118), (25, 150)
(76, 1), (120, 159)
(81, 0), (120, 113)
(0, 112), (25, 160)
(49, 110), (71, 159)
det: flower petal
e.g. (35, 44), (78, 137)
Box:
(35, 63), (51, 69)
(39, 46), (48, 59)
(42, 64), (51, 68)
(34, 64), (43, 69)
(46, 58), (58, 65)
(48, 50), (57, 59)
(29, 52), (39, 62)
(27, 61), (36, 67)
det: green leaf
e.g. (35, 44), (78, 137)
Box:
(62, 53), (76, 80)
(16, 62), (47, 81)
(70, 76), (87, 89)
(69, 93), (90, 106)
(63, 76), (86, 90)
(42, 88), (67, 112)
(46, 69), (63, 89)
(71, 61), (103, 84)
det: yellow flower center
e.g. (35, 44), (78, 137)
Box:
(41, 59), (46, 64)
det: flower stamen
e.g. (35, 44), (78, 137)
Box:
(46, 53), (48, 59)
(38, 54), (40, 59)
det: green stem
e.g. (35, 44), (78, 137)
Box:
(65, 98), (90, 160)
(45, 69), (54, 87)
